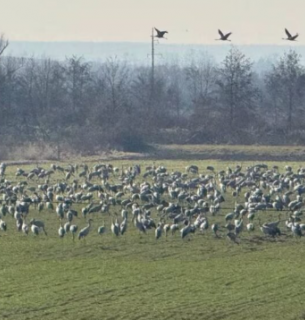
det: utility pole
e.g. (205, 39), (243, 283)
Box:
(151, 27), (155, 97)
(149, 27), (164, 110)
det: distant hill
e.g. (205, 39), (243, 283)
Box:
(5, 41), (305, 66)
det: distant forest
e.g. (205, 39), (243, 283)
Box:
(1, 35), (305, 159)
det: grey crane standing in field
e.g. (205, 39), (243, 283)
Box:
(235, 218), (244, 236)
(58, 221), (65, 238)
(0, 163), (6, 176)
(180, 220), (192, 240)
(120, 218), (127, 235)
(30, 219), (47, 235)
(78, 219), (93, 240)
(31, 224), (39, 235)
(56, 203), (64, 219)
(64, 221), (71, 233)
(170, 223), (179, 235)
(211, 223), (219, 237)
(16, 217), (23, 232)
(163, 223), (170, 238)
(263, 214), (282, 229)
(70, 224), (78, 241)
(98, 220), (106, 235)
(216, 29), (232, 41)
(134, 215), (147, 235)
(290, 216), (303, 237)
(227, 232), (240, 245)
(155, 222), (163, 240)
(247, 223), (255, 232)
(22, 215), (29, 235)
(111, 218), (120, 237)
(283, 28), (299, 41)
(0, 219), (7, 231)
(258, 219), (281, 238)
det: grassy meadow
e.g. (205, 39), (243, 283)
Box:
(1, 159), (305, 320)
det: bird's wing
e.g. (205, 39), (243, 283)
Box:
(218, 29), (224, 37)
(225, 32), (232, 39)
(293, 33), (299, 40)
(285, 28), (292, 38)
(155, 27), (161, 34)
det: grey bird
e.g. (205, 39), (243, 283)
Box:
(227, 232), (240, 245)
(30, 219), (47, 235)
(283, 28), (299, 41)
(155, 28), (168, 39)
(78, 219), (93, 240)
(216, 29), (232, 41)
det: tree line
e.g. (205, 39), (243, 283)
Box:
(0, 35), (305, 159)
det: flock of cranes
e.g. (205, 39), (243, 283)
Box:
(155, 27), (299, 42)
(0, 161), (305, 246)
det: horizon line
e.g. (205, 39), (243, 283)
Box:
(6, 40), (303, 46)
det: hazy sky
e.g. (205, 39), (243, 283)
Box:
(0, 0), (304, 44)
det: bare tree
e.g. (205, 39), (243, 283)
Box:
(4, 42), (305, 158)
(0, 34), (9, 57)
(217, 46), (258, 136)
(65, 56), (92, 120)
(265, 50), (305, 134)
(186, 53), (218, 140)
(163, 63), (185, 125)
(101, 57), (130, 122)
(186, 53), (217, 109)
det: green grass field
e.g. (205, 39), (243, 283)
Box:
(1, 159), (305, 320)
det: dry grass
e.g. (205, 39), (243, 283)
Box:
(3, 143), (305, 163)
(4, 143), (58, 161)
(155, 144), (305, 161)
